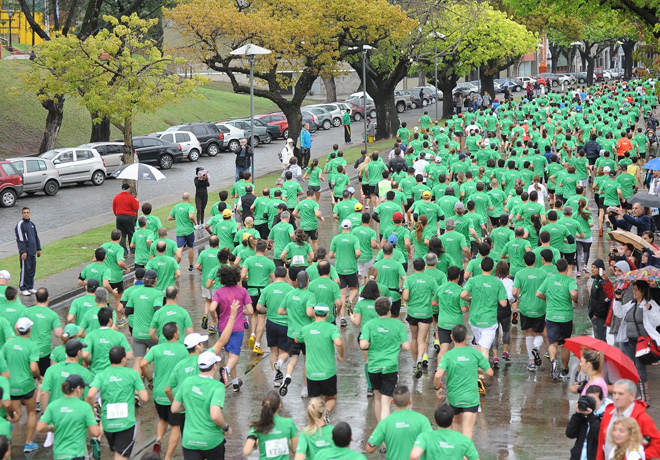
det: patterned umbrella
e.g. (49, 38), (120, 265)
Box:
(616, 266), (660, 284)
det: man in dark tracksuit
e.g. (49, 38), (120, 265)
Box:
(588, 259), (613, 342)
(15, 207), (41, 295)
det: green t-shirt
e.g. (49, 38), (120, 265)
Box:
(362, 317), (408, 373)
(434, 282), (464, 329)
(295, 199), (320, 231)
(126, 285), (163, 339)
(68, 294), (96, 326)
(197, 247), (220, 288)
(149, 304), (193, 344)
(413, 429), (479, 460)
(308, 166), (323, 187)
(169, 201), (195, 236)
(366, 161), (387, 186)
(174, 374), (226, 449)
(247, 414), (298, 460)
(145, 214), (163, 234)
(0, 317), (13, 349)
(85, 328), (132, 375)
(352, 225), (379, 263)
(79, 262), (108, 284)
(601, 179), (621, 206)
(368, 409), (432, 460)
(42, 361), (94, 404)
(211, 219), (237, 250)
(101, 241), (125, 283)
(145, 254), (180, 294)
(149, 238), (178, 259)
(269, 222), (295, 259)
(330, 233), (360, 275)
(532, 246), (561, 267)
(537, 274), (577, 322)
(283, 181), (304, 207)
(314, 446), (366, 460)
(513, 267), (548, 318)
(440, 232), (468, 268)
(306, 263), (338, 282)
(296, 425), (334, 458)
(79, 306), (117, 334)
(243, 255), (276, 295)
(299, 321), (340, 380)
(463, 274), (506, 328)
(500, 238), (531, 277)
(258, 282), (294, 327)
(0, 300), (25, 328)
(25, 305), (61, 358)
(308, 278), (341, 324)
(252, 196), (272, 226)
(403, 272), (438, 319)
(2, 336), (38, 395)
(439, 346), (490, 408)
(91, 366), (145, 432)
(281, 289), (316, 339)
(617, 173), (636, 199)
(131, 228), (153, 265)
(354, 298), (377, 333)
(539, 223), (570, 252)
(143, 341), (188, 405)
(283, 242), (313, 267)
(373, 259), (407, 302)
(41, 397), (98, 460)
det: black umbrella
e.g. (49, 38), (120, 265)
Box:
(628, 194), (660, 208)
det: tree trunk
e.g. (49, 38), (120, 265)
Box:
(623, 40), (636, 80)
(322, 75), (337, 103)
(418, 72), (426, 87)
(121, 117), (137, 196)
(90, 115), (111, 142)
(580, 54), (587, 73)
(370, 92), (397, 140)
(38, 95), (65, 153)
(480, 73), (495, 103)
(586, 55), (595, 85)
(438, 75), (457, 119)
(282, 107), (303, 148)
(548, 43), (559, 74)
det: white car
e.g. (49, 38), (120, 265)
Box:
(556, 74), (576, 85)
(79, 142), (124, 175)
(519, 77), (537, 86)
(215, 123), (246, 153)
(155, 131), (202, 162)
(307, 103), (344, 127)
(39, 148), (107, 186)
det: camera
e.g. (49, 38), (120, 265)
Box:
(577, 395), (596, 413)
(614, 289), (623, 296)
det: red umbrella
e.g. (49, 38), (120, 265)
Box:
(564, 336), (640, 383)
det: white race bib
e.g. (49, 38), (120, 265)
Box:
(106, 402), (128, 419)
(265, 438), (289, 458)
(292, 255), (305, 265)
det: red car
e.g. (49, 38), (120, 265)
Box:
(0, 159), (23, 207)
(255, 113), (289, 139)
(532, 75), (547, 86)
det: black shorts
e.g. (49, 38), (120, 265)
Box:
(639, 151), (647, 160)
(555, 194), (564, 204)
(587, 157), (597, 166)
(391, 299), (401, 318)
(368, 372), (398, 396)
(266, 320), (290, 351)
(561, 252), (576, 265)
(501, 135), (508, 142)
(520, 314), (546, 333)
(362, 184), (371, 197)
(38, 355), (51, 376)
(10, 389), (35, 401)
(546, 320), (573, 345)
(105, 426), (136, 458)
(455, 132), (464, 138)
(307, 375), (338, 398)
(274, 260), (285, 268)
(406, 316), (433, 326)
(289, 266), (306, 283)
(490, 216), (501, 227)
(288, 337), (306, 356)
(109, 281), (125, 295)
(338, 273), (359, 289)
(596, 195), (605, 210)
(155, 403), (185, 427)
(437, 327), (452, 344)
(304, 230), (318, 241)
(405, 199), (414, 211)
(470, 240), (479, 255)
(308, 185), (321, 193)
(450, 404), (479, 414)
(182, 441), (225, 460)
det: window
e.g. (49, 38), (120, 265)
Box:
(175, 133), (190, 143)
(132, 139), (143, 148)
(1, 164), (18, 176)
(11, 161), (24, 174)
(58, 151), (74, 163)
(192, 126), (207, 136)
(26, 160), (42, 173)
(76, 150), (94, 160)
(160, 134), (174, 143)
(141, 139), (159, 148)
(106, 145), (122, 155)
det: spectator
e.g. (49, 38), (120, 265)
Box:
(566, 385), (610, 460)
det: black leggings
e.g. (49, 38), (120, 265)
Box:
(576, 241), (592, 268)
(195, 194), (208, 225)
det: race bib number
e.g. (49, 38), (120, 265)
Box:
(292, 255), (305, 265)
(265, 438), (289, 458)
(106, 403), (128, 419)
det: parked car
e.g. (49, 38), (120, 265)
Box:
(496, 78), (524, 92)
(452, 82), (479, 97)
(132, 136), (183, 170)
(607, 68), (624, 79)
(234, 118), (279, 143)
(305, 104), (344, 127)
(345, 96), (377, 119)
(155, 131), (202, 162)
(9, 157), (61, 196)
(0, 160), (23, 207)
(215, 123), (246, 153)
(519, 76), (537, 87)
(39, 148), (107, 186)
(255, 113), (289, 139)
(302, 106), (334, 130)
(537, 73), (559, 86)
(300, 112), (320, 132)
(569, 72), (589, 83)
(221, 120), (270, 146)
(348, 91), (408, 114)
(415, 86), (439, 101)
(165, 123), (223, 157)
(556, 73), (576, 85)
(78, 142), (124, 175)
(531, 75), (548, 86)
(410, 87), (435, 107)
(400, 89), (423, 109)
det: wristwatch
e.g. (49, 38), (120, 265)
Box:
(222, 423), (230, 432)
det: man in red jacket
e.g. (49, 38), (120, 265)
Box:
(596, 379), (660, 460)
(112, 183), (139, 257)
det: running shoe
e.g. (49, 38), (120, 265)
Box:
(35, 401), (41, 412)
(28, 289), (37, 294)
(560, 369), (571, 380)
(208, 324), (217, 335)
(544, 351), (550, 360)
(117, 317), (129, 328)
(20, 290), (31, 296)
(301, 386), (308, 398)
(153, 441), (162, 454)
(340, 317), (348, 328)
(531, 348), (542, 366)
(583, 265), (589, 272)
(576, 270), (581, 278)
(324, 410), (330, 424)
(90, 438), (101, 460)
(201, 315), (208, 330)
(274, 370), (283, 386)
(477, 377), (486, 396)
(24, 443), (38, 453)
(346, 300), (354, 315)
(422, 354), (429, 367)
(511, 312), (518, 325)
(188, 265), (194, 272)
(232, 379), (243, 392)
(279, 377), (291, 397)
(367, 388), (374, 397)
(413, 361), (423, 379)
(551, 359), (559, 380)
(502, 351), (511, 362)
(248, 335), (256, 349)
(527, 363), (537, 372)
(492, 358), (500, 369)
(253, 345), (264, 355)
(433, 339), (441, 354)
(219, 367), (229, 386)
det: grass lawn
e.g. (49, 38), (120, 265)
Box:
(0, 139), (395, 281)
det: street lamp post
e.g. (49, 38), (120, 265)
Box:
(7, 10), (13, 52)
(230, 44), (272, 184)
(361, 45), (372, 154)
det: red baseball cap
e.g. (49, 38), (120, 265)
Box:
(392, 212), (403, 222)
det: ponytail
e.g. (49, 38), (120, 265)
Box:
(250, 391), (281, 434)
(415, 215), (428, 243)
(578, 198), (591, 221)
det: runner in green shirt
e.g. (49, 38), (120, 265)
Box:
(499, 227), (532, 277)
(130, 217), (153, 267)
(313, 422), (366, 460)
(0, 286), (25, 328)
(67, 281), (98, 325)
(308, 263), (342, 324)
(293, 192), (325, 252)
(329, 221), (361, 324)
(41, 340), (93, 408)
(439, 220), (470, 269)
(102, 230), (128, 324)
(295, 398), (334, 459)
(432, 266), (467, 360)
(268, 214), (296, 262)
(243, 392), (298, 460)
(206, 209), (237, 250)
(78, 248), (108, 285)
(125, 274), (163, 371)
(24, 289), (62, 364)
(145, 247), (181, 294)
(83, 308), (133, 375)
(149, 286), (194, 344)
(410, 403), (479, 460)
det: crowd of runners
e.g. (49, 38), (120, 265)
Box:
(3, 79), (660, 460)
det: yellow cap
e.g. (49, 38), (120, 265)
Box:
(354, 203), (363, 211)
(422, 190), (432, 198)
(222, 209), (232, 218)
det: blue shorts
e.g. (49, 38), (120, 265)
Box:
(176, 233), (195, 248)
(225, 331), (244, 356)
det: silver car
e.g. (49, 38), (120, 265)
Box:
(155, 131), (202, 162)
(215, 123), (246, 153)
(9, 157), (61, 196)
(307, 104), (344, 127)
(39, 148), (107, 186)
(79, 142), (124, 175)
(222, 120), (269, 146)
(303, 107), (333, 130)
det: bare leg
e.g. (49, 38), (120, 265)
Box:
(410, 325), (419, 361)
(380, 395), (393, 421)
(325, 395), (337, 413)
(417, 322), (431, 361)
(24, 393), (37, 444)
(164, 425), (181, 460)
(462, 412), (478, 439)
(156, 419), (168, 442)
(187, 247), (194, 267)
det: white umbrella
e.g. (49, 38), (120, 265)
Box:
(111, 163), (166, 181)
(230, 44), (272, 56)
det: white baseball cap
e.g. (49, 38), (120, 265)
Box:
(184, 332), (209, 349)
(16, 317), (33, 333)
(198, 351), (222, 369)
(603, 166), (611, 173)
(341, 219), (352, 229)
(0, 270), (9, 279)
(287, 138), (294, 143)
(435, 157), (442, 163)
